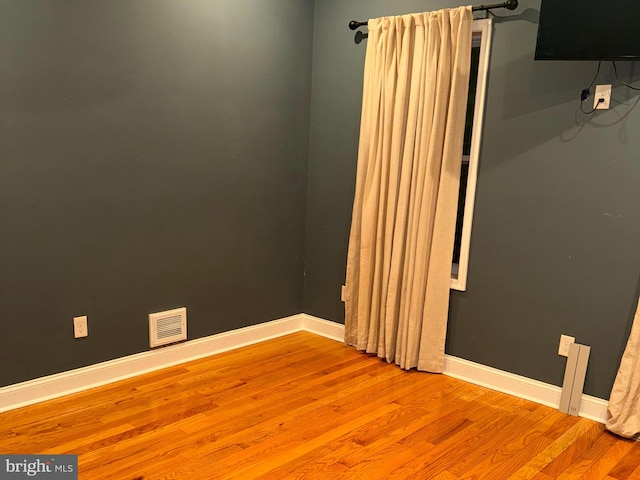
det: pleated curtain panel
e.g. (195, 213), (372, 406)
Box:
(607, 295), (640, 438)
(344, 6), (473, 372)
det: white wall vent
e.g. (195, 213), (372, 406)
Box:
(149, 307), (187, 348)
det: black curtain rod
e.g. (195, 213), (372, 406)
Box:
(348, 0), (518, 30)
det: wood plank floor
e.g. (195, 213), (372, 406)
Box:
(0, 332), (638, 479)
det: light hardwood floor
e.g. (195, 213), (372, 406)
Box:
(0, 332), (638, 479)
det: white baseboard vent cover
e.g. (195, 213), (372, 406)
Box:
(149, 307), (187, 348)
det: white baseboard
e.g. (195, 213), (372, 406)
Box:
(0, 314), (609, 424)
(303, 317), (608, 424)
(442, 355), (609, 424)
(0, 314), (308, 414)
(299, 314), (344, 342)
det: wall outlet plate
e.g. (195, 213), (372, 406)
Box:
(558, 334), (575, 357)
(74, 316), (88, 338)
(594, 84), (612, 110)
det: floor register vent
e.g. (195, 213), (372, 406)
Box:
(149, 307), (187, 348)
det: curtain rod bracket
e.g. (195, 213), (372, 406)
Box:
(349, 20), (367, 31)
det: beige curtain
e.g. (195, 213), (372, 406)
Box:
(344, 7), (473, 373)
(607, 296), (640, 438)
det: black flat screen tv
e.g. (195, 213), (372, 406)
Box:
(535, 0), (640, 60)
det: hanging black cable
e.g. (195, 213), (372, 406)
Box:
(579, 61), (603, 115)
(580, 60), (602, 102)
(612, 61), (640, 91)
(348, 0), (518, 30)
(580, 97), (605, 115)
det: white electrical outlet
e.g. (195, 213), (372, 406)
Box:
(74, 315), (88, 338)
(558, 334), (575, 357)
(593, 84), (612, 110)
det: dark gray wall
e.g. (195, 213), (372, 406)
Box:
(0, 0), (314, 387)
(3, 0), (639, 401)
(304, 0), (640, 399)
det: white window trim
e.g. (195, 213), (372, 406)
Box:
(451, 18), (493, 291)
